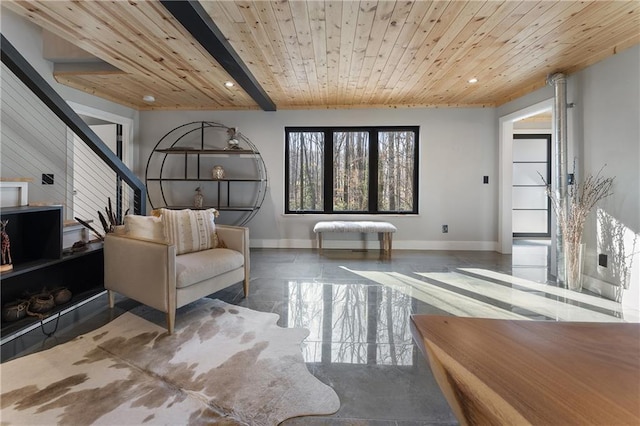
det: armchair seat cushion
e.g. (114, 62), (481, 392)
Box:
(175, 248), (244, 289)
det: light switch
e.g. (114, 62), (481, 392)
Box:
(42, 174), (54, 185)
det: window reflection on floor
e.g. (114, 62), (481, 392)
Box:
(284, 281), (415, 366)
(512, 239), (551, 283)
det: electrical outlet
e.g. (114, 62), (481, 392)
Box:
(598, 254), (608, 268)
(483, 175), (489, 184)
(442, 224), (448, 233)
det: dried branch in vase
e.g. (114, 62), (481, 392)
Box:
(542, 165), (614, 246)
(75, 197), (129, 241)
(540, 163), (614, 290)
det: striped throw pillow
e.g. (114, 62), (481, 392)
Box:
(159, 208), (217, 255)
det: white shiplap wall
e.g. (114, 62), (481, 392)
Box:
(1, 63), (71, 215)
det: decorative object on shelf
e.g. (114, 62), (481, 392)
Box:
(7, 286), (72, 321)
(194, 186), (204, 208)
(226, 127), (240, 150)
(27, 293), (55, 315)
(70, 240), (88, 253)
(1, 219), (13, 272)
(75, 197), (129, 241)
(212, 165), (225, 180)
(51, 287), (72, 305)
(2, 300), (28, 322)
(542, 163), (614, 291)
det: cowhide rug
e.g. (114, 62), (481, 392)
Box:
(0, 299), (340, 425)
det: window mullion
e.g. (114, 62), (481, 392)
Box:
(298, 133), (305, 211)
(369, 130), (379, 213)
(412, 128), (419, 214)
(284, 131), (288, 212)
(324, 129), (334, 213)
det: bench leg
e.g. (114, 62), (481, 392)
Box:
(384, 233), (388, 256)
(382, 232), (393, 258)
(317, 232), (323, 254)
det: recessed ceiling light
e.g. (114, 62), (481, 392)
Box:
(224, 81), (235, 88)
(142, 94), (155, 103)
(468, 78), (478, 84)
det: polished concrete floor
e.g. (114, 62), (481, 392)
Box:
(2, 243), (635, 425)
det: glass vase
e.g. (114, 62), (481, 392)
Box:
(565, 242), (585, 291)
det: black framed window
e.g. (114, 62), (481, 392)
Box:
(285, 126), (419, 214)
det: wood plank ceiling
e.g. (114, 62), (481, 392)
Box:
(4, 1), (639, 111)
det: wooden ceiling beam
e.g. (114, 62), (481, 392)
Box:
(159, 0), (277, 111)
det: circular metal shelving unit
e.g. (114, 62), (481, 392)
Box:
(145, 121), (267, 226)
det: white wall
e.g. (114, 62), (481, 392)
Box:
(577, 45), (639, 309)
(577, 45), (639, 235)
(139, 108), (498, 250)
(1, 62), (70, 209)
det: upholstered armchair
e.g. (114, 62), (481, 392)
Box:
(104, 210), (249, 334)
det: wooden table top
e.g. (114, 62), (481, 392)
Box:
(411, 316), (640, 425)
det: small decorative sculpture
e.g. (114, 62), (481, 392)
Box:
(212, 165), (225, 180)
(1, 220), (13, 272)
(194, 186), (204, 208)
(226, 127), (240, 150)
(2, 300), (27, 322)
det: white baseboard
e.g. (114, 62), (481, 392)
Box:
(250, 239), (314, 249)
(249, 239), (499, 251)
(582, 274), (640, 320)
(582, 275), (618, 300)
(397, 240), (499, 251)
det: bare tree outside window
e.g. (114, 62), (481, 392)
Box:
(378, 131), (415, 212)
(287, 131), (324, 211)
(334, 131), (369, 211)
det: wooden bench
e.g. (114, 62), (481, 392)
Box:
(313, 221), (397, 257)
